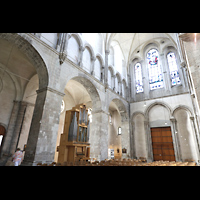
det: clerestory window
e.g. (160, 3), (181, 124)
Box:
(147, 49), (163, 90)
(167, 52), (181, 86)
(135, 63), (143, 93)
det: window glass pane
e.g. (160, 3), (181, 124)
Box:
(147, 49), (163, 90)
(135, 63), (143, 93)
(167, 52), (181, 86)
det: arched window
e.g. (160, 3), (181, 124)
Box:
(167, 52), (181, 86)
(135, 63), (143, 93)
(147, 49), (163, 90)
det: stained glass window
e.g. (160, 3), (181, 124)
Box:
(135, 63), (143, 93)
(167, 52), (181, 86)
(147, 49), (163, 90)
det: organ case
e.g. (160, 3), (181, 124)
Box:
(57, 104), (91, 163)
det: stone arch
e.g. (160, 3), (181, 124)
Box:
(108, 65), (114, 89)
(116, 72), (122, 83)
(84, 43), (95, 59)
(122, 78), (127, 87)
(131, 111), (145, 125)
(108, 65), (115, 76)
(0, 33), (50, 165)
(172, 105), (193, 118)
(144, 101), (172, 120)
(106, 33), (116, 51)
(110, 98), (128, 122)
(0, 33), (49, 90)
(70, 33), (83, 48)
(96, 53), (105, 66)
(142, 41), (161, 59)
(108, 98), (129, 159)
(131, 111), (147, 159)
(70, 76), (102, 112)
(94, 55), (103, 81)
(173, 105), (199, 161)
(162, 44), (177, 55)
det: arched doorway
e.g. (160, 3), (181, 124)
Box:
(108, 98), (130, 159)
(173, 106), (199, 162)
(144, 101), (176, 162)
(55, 76), (107, 162)
(0, 125), (6, 155)
(55, 79), (93, 162)
(108, 101), (122, 159)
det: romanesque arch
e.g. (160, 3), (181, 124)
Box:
(0, 33), (49, 89)
(0, 33), (49, 166)
(71, 76), (102, 112)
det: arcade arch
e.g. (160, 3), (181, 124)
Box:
(0, 34), (49, 165)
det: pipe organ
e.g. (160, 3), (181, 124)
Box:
(57, 104), (91, 163)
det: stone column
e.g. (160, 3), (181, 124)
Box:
(160, 53), (170, 92)
(190, 116), (200, 161)
(121, 120), (130, 159)
(63, 33), (71, 55)
(56, 33), (63, 52)
(78, 45), (85, 68)
(0, 101), (21, 159)
(145, 120), (153, 162)
(9, 101), (27, 155)
(170, 117), (181, 161)
(89, 110), (109, 161)
(112, 74), (116, 91)
(130, 121), (136, 159)
(59, 33), (72, 65)
(142, 60), (150, 100)
(127, 74), (131, 101)
(104, 50), (110, 89)
(22, 87), (65, 166)
(1, 101), (28, 165)
(90, 56), (96, 76)
(101, 64), (105, 83)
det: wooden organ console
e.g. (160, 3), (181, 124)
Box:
(57, 104), (91, 163)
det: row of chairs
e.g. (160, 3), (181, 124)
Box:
(36, 158), (196, 166)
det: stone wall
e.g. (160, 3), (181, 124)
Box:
(1, 33), (199, 165)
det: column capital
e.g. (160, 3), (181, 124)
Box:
(190, 116), (195, 121)
(79, 45), (85, 52)
(170, 117), (176, 122)
(105, 49), (110, 54)
(91, 56), (96, 61)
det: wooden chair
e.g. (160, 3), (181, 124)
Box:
(177, 162), (188, 166)
(187, 162), (196, 166)
(56, 162), (62, 166)
(37, 162), (42, 166)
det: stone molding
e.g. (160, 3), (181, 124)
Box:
(36, 87), (65, 97)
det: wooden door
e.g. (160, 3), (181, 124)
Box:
(151, 127), (175, 161)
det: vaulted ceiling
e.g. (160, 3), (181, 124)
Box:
(104, 33), (178, 68)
